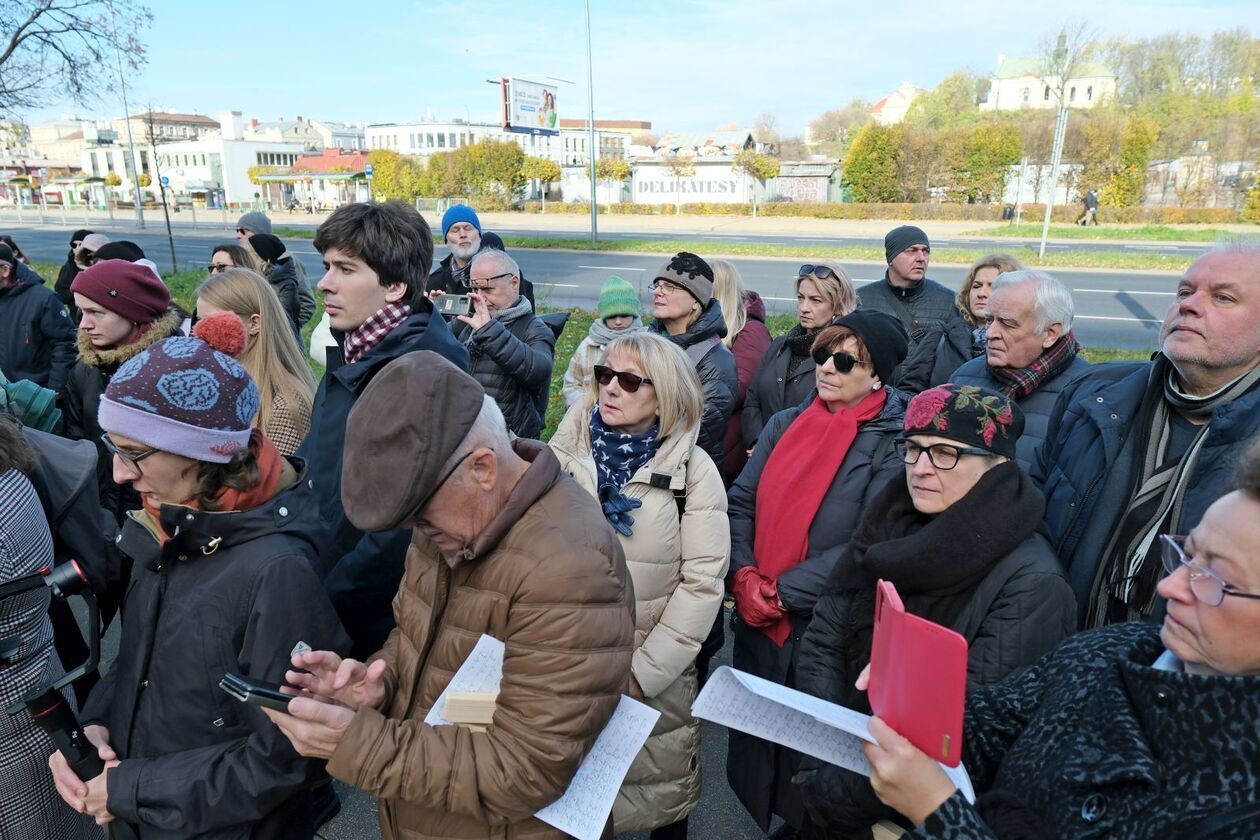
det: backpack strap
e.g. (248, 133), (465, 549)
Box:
(649, 472), (688, 519)
(683, 334), (721, 367)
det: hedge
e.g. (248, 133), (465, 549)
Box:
(515, 200), (1239, 224)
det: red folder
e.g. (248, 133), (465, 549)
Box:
(868, 579), (968, 766)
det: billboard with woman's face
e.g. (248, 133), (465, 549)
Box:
(501, 78), (559, 135)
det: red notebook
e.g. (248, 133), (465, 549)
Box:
(868, 579), (968, 766)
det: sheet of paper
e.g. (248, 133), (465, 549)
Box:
(424, 634), (661, 840)
(535, 695), (660, 840)
(423, 634), (505, 726)
(693, 666), (974, 804)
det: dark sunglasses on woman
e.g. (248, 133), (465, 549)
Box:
(799, 264), (838, 280)
(593, 364), (653, 393)
(810, 348), (861, 373)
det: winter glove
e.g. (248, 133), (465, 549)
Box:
(733, 566), (785, 627)
(598, 485), (643, 537)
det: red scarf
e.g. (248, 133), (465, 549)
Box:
(751, 388), (887, 645)
(142, 430), (286, 544)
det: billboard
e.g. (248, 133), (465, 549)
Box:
(501, 77), (559, 136)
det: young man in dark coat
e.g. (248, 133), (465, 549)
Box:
(1035, 243), (1260, 628)
(857, 226), (955, 382)
(299, 201), (470, 658)
(0, 243), (76, 395)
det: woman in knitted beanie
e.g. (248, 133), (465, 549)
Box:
(195, 268), (316, 456)
(561, 275), (644, 408)
(63, 259), (184, 527)
(47, 332), (349, 839)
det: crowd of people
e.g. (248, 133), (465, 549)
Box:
(0, 202), (1258, 840)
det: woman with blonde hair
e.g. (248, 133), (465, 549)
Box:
(899, 253), (1024, 394)
(551, 331), (729, 840)
(194, 268), (316, 455)
(743, 260), (857, 449)
(711, 259), (771, 485)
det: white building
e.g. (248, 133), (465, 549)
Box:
(868, 83), (928, 125)
(980, 55), (1116, 111)
(241, 116), (324, 149)
(365, 119), (561, 160)
(310, 120), (366, 151)
(629, 159), (753, 206)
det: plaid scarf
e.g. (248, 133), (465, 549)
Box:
(342, 302), (411, 365)
(988, 331), (1082, 400)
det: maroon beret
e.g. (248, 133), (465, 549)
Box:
(70, 259), (171, 324)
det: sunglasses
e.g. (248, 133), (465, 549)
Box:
(236, 228), (249, 236)
(593, 364), (654, 393)
(810, 348), (862, 373)
(799, 264), (838, 281)
(207, 263), (232, 274)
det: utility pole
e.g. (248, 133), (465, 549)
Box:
(584, 0), (598, 243)
(107, 0), (145, 229)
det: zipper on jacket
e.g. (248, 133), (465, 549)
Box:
(126, 560), (171, 752)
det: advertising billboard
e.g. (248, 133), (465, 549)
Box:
(501, 77), (559, 136)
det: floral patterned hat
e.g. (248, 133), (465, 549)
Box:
(903, 383), (1024, 459)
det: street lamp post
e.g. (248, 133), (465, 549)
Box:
(107, 0), (145, 229)
(1038, 102), (1068, 259)
(584, 0), (598, 243)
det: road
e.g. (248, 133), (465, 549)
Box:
(10, 223), (1174, 349)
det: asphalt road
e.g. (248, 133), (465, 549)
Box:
(11, 223), (1174, 350)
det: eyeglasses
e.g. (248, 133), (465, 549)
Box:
(593, 364), (654, 393)
(100, 433), (158, 476)
(811, 348), (863, 373)
(207, 263), (232, 274)
(894, 438), (992, 470)
(1160, 534), (1260, 607)
(650, 279), (683, 295)
(469, 272), (515, 292)
(799, 264), (838, 281)
(235, 228), (249, 236)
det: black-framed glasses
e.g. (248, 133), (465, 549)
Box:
(593, 364), (654, 393)
(650, 279), (684, 295)
(799, 264), (838, 281)
(469, 272), (516, 292)
(207, 263), (231, 274)
(1160, 534), (1260, 607)
(100, 433), (158, 475)
(811, 348), (862, 373)
(894, 438), (992, 470)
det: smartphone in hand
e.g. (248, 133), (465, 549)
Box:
(219, 672), (299, 713)
(436, 294), (474, 317)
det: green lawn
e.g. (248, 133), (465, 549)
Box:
(966, 224), (1235, 243)
(35, 260), (1156, 441)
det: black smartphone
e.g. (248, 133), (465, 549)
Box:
(219, 672), (298, 713)
(437, 294), (474, 317)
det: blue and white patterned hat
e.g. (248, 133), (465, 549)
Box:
(98, 335), (260, 463)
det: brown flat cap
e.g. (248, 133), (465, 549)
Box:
(342, 351), (485, 532)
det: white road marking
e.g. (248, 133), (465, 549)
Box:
(532, 282), (580, 288)
(576, 265), (648, 271)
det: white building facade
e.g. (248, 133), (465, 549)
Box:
(980, 56), (1117, 111)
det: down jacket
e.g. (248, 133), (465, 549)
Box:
(721, 292), (772, 484)
(455, 297), (556, 440)
(1032, 361), (1260, 625)
(63, 309), (184, 524)
(550, 403), (730, 832)
(648, 300), (739, 467)
(79, 460), (350, 839)
(0, 270), (77, 393)
(949, 353), (1091, 472)
(725, 388), (907, 832)
(896, 309), (978, 394)
(741, 329), (818, 449)
(326, 440), (636, 840)
(912, 623), (1260, 839)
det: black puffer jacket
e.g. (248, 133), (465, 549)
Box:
(649, 300), (739, 466)
(912, 623), (1260, 839)
(741, 329), (818, 448)
(896, 309), (979, 394)
(428, 252), (536, 309)
(0, 270), (77, 393)
(454, 297), (556, 439)
(79, 459), (350, 840)
(264, 258), (310, 339)
(857, 274), (957, 382)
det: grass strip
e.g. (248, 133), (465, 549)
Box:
(963, 224), (1233, 243)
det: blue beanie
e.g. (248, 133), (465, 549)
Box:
(441, 205), (482, 241)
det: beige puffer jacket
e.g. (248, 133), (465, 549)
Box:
(326, 441), (636, 840)
(550, 403), (730, 832)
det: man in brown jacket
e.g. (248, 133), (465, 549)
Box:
(265, 350), (636, 839)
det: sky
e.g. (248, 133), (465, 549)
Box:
(22, 0), (1260, 137)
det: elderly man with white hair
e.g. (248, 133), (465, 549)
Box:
(453, 248), (556, 439)
(1036, 240), (1260, 628)
(948, 269), (1091, 472)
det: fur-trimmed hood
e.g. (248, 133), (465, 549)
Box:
(76, 308), (183, 368)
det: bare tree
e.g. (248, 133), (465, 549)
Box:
(752, 111), (780, 149)
(1037, 21), (1098, 106)
(0, 0), (152, 115)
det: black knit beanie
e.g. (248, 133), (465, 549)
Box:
(834, 310), (909, 384)
(884, 225), (930, 263)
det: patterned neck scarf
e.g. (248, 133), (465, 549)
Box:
(589, 407), (659, 536)
(988, 330), (1081, 400)
(343, 302), (411, 365)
